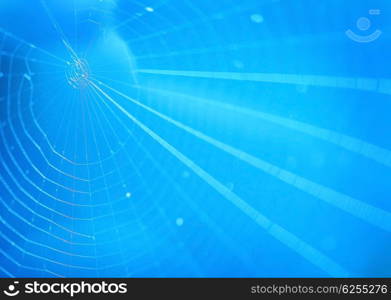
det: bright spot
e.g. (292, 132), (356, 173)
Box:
(250, 14), (264, 24)
(126, 192), (132, 198)
(176, 218), (184, 227)
(145, 6), (154, 12)
(233, 60), (244, 69)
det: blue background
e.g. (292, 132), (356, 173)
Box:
(0, 0), (390, 277)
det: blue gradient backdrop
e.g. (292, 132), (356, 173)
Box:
(0, 0), (390, 277)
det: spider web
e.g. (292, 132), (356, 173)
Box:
(0, 0), (391, 277)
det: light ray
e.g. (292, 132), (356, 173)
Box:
(96, 80), (391, 233)
(89, 80), (349, 277)
(136, 85), (391, 168)
(88, 82), (256, 272)
(137, 69), (391, 95)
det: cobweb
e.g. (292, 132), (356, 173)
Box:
(0, 0), (391, 277)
